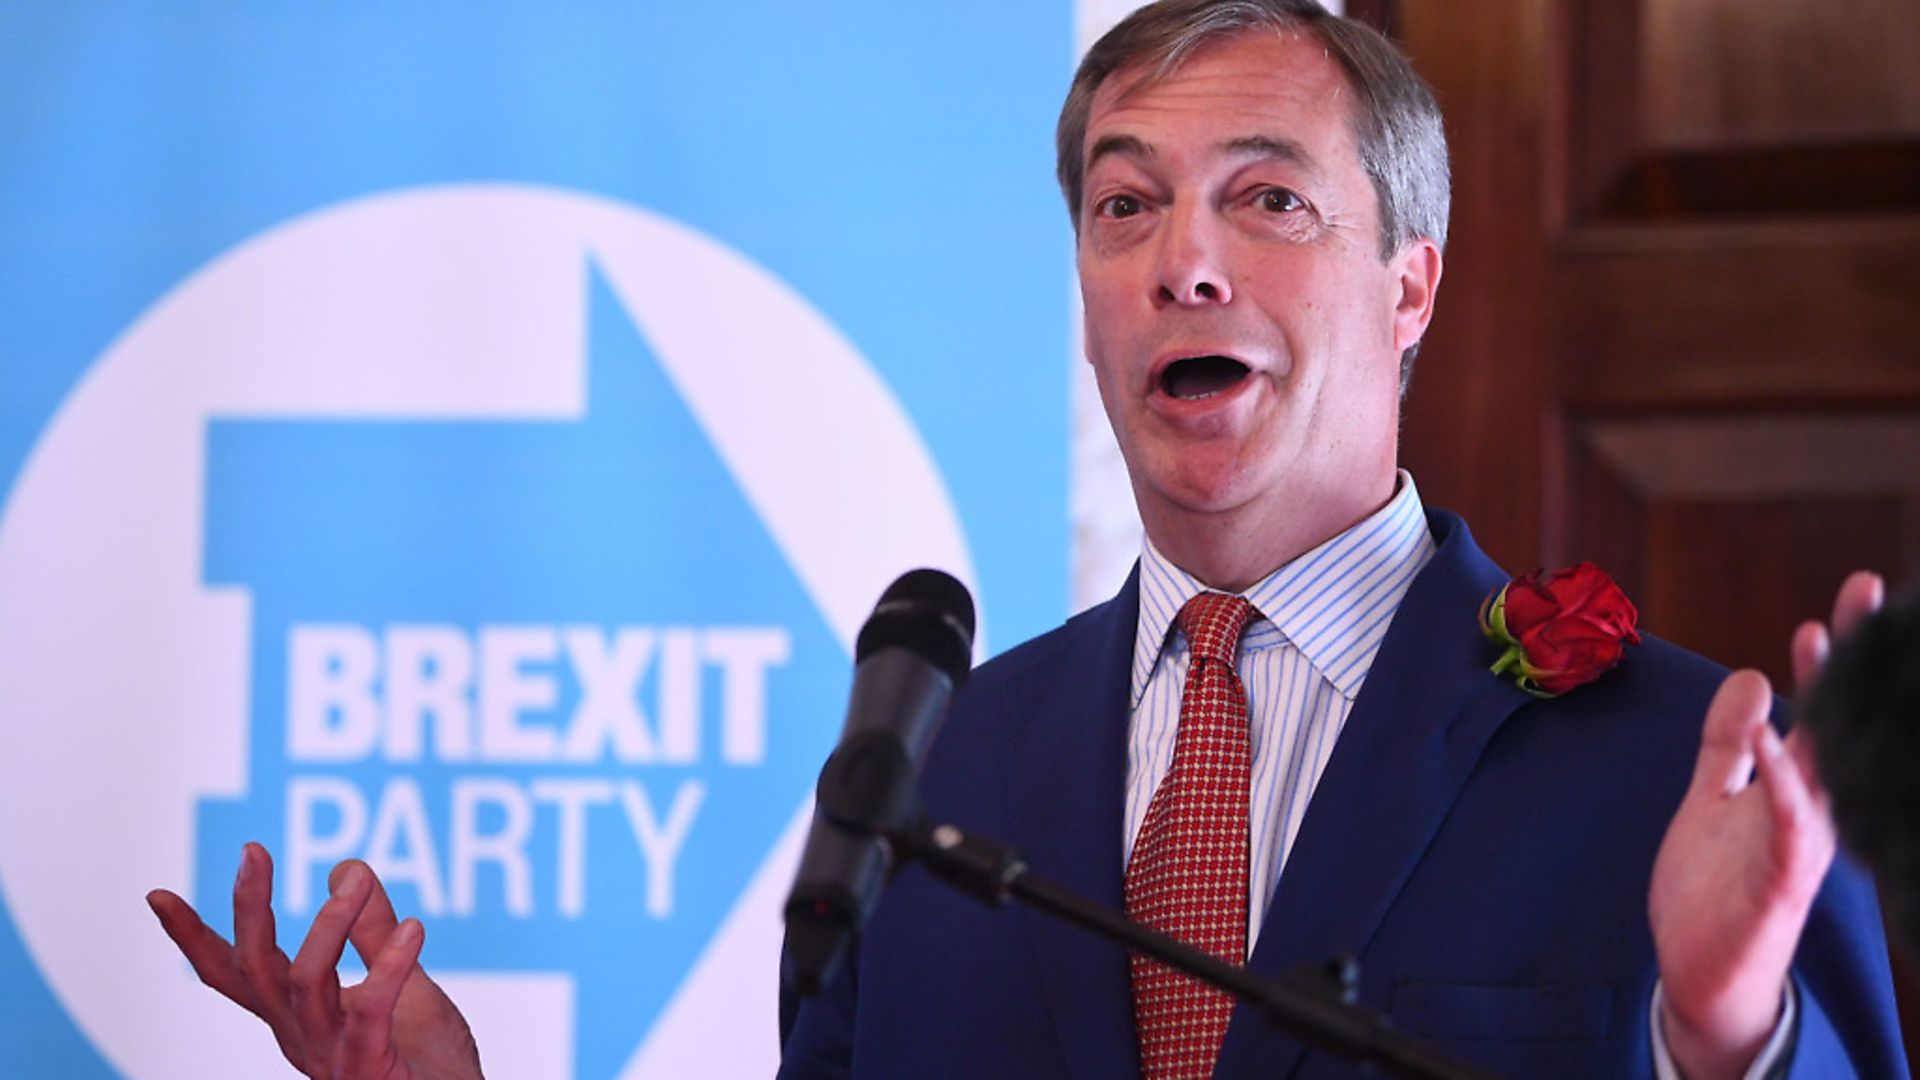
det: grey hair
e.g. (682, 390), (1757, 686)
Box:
(1055, 0), (1451, 388)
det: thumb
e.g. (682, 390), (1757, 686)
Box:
(340, 918), (424, 1074)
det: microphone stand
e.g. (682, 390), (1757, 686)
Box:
(889, 815), (1503, 1080)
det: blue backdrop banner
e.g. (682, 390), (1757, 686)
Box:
(0, 5), (1072, 1077)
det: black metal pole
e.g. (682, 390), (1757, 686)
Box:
(895, 817), (1502, 1080)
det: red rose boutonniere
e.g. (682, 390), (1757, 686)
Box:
(1479, 562), (1641, 698)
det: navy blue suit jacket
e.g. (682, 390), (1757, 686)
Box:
(781, 511), (1908, 1077)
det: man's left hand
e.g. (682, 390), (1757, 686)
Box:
(1648, 572), (1883, 1080)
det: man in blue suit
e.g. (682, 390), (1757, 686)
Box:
(779, 1), (1907, 1077)
(150, 1), (1906, 1077)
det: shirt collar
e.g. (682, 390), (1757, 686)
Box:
(1130, 470), (1436, 707)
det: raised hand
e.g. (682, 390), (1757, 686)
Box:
(1647, 572), (1884, 1080)
(147, 843), (484, 1079)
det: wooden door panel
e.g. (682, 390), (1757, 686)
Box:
(1557, 223), (1920, 410)
(1640, 0), (1920, 147)
(1569, 415), (1920, 683)
(1564, 0), (1920, 224)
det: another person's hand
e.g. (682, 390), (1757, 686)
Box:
(147, 843), (484, 1079)
(1648, 572), (1883, 1080)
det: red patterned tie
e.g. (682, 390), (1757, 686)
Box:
(1125, 591), (1257, 1080)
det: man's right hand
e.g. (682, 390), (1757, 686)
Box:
(147, 843), (484, 1079)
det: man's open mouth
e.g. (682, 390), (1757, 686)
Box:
(1160, 355), (1252, 401)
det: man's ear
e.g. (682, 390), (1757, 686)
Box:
(1389, 238), (1443, 355)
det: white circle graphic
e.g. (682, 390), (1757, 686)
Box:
(0, 184), (976, 1078)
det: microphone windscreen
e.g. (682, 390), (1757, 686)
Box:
(855, 568), (975, 682)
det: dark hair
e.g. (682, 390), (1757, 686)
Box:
(1801, 584), (1920, 956)
(1055, 0), (1451, 388)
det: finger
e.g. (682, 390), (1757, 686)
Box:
(1831, 571), (1885, 640)
(1790, 620), (1828, 694)
(146, 889), (256, 1012)
(328, 859), (401, 970)
(340, 918), (425, 1075)
(231, 844), (283, 975)
(1783, 725), (1829, 806)
(230, 843), (306, 1058)
(1752, 724), (1836, 884)
(1690, 670), (1772, 798)
(286, 862), (376, 1078)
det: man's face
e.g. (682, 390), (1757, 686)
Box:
(1077, 30), (1437, 548)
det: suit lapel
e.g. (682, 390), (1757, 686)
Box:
(1217, 511), (1535, 1077)
(1007, 567), (1144, 1080)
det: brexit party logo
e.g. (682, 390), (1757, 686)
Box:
(0, 185), (976, 1078)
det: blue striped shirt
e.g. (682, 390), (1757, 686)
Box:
(1124, 472), (1434, 947)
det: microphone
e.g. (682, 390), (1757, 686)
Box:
(1801, 582), (1920, 955)
(782, 568), (976, 997)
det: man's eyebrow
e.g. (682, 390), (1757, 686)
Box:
(1222, 135), (1324, 182)
(1085, 133), (1152, 174)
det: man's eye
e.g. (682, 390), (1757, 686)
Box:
(1258, 188), (1305, 213)
(1096, 194), (1143, 219)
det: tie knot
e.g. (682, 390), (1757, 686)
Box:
(1176, 591), (1257, 667)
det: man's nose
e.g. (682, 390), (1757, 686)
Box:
(1154, 207), (1232, 307)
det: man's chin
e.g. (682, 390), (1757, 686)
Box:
(1137, 463), (1272, 522)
